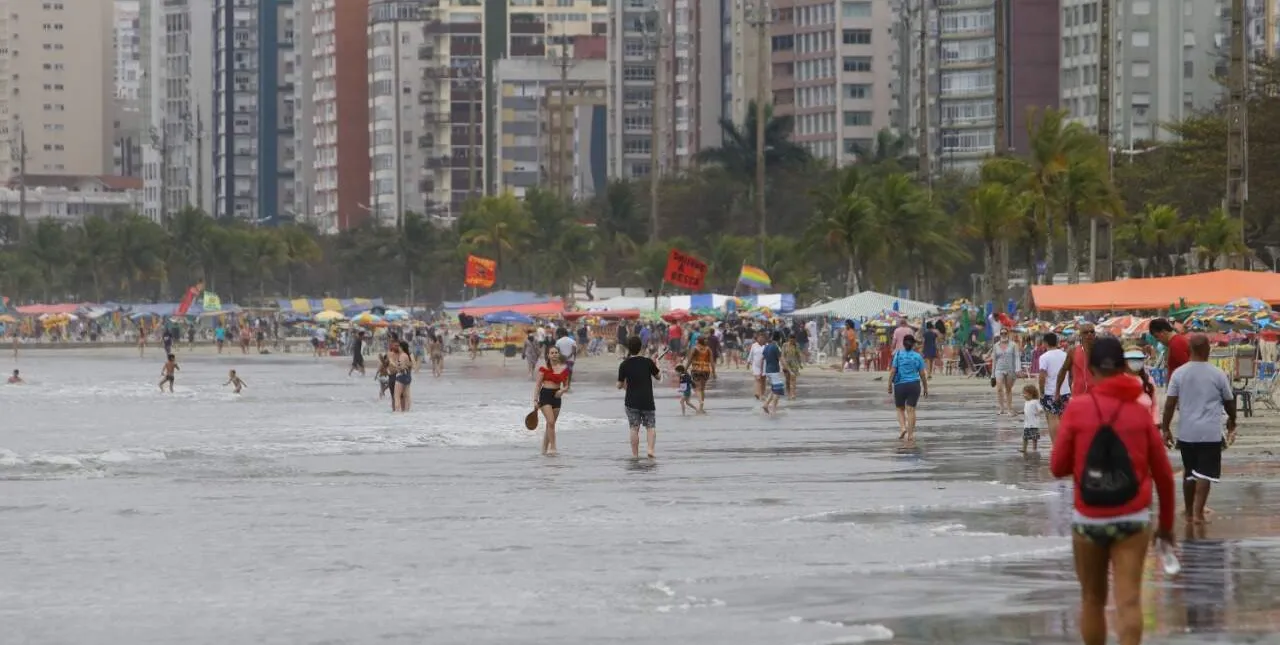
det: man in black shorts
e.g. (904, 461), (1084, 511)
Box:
(1161, 333), (1236, 524)
(617, 335), (660, 459)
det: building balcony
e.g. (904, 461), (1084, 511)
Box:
(422, 20), (448, 35)
(940, 28), (995, 40)
(940, 86), (995, 99)
(936, 0), (992, 7)
(418, 45), (436, 60)
(425, 156), (450, 170)
(940, 56), (994, 70)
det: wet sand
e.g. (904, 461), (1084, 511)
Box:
(2, 348), (1279, 644)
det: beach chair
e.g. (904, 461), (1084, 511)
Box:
(1252, 369), (1280, 412)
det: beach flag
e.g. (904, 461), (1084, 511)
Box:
(202, 291), (222, 312)
(738, 265), (772, 290)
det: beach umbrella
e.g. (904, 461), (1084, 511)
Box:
(352, 312), (384, 326)
(314, 310), (346, 323)
(1224, 297), (1270, 312)
(662, 310), (692, 323)
(383, 308), (411, 321)
(483, 310), (534, 325)
(0, 314), (15, 324)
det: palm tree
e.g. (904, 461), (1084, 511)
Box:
(808, 166), (876, 294)
(964, 182), (1028, 307)
(702, 234), (755, 291)
(985, 107), (1109, 284)
(278, 224), (322, 297)
(1116, 204), (1188, 276)
(1193, 207), (1248, 271)
(1057, 132), (1122, 282)
(695, 101), (811, 182)
(460, 194), (529, 288)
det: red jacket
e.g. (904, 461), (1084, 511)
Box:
(1050, 374), (1176, 532)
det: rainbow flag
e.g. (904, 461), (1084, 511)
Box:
(738, 265), (772, 290)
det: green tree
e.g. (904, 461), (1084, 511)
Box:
(963, 182), (1028, 308)
(460, 193), (529, 288)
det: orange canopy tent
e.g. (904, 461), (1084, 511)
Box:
(1031, 270), (1280, 311)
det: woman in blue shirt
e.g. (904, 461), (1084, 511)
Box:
(887, 334), (929, 443)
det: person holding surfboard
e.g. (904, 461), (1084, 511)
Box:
(618, 335), (661, 459)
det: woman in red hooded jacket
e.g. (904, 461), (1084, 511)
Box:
(1050, 336), (1176, 645)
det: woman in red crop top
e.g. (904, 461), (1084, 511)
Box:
(533, 346), (570, 455)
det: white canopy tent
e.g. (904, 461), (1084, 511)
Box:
(581, 295), (670, 312)
(791, 291), (939, 320)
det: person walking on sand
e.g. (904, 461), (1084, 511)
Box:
(393, 340), (414, 412)
(990, 328), (1020, 415)
(888, 334), (928, 443)
(1150, 318), (1191, 379)
(224, 369), (247, 394)
(158, 354), (179, 392)
(782, 334), (803, 400)
(747, 331), (767, 399)
(1021, 384), (1043, 453)
(349, 331), (366, 377)
(1056, 323), (1098, 406)
(761, 332), (785, 415)
(618, 335), (661, 458)
(1038, 332), (1071, 442)
(533, 346), (570, 456)
(522, 332), (540, 379)
(1161, 333), (1236, 525)
(684, 335), (713, 414)
(1051, 336), (1176, 645)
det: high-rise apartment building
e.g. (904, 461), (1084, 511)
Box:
(726, 0), (767, 128)
(213, 0), (297, 224)
(367, 0), (429, 228)
(1062, 0), (1241, 147)
(114, 1), (142, 100)
(769, 0), (897, 163)
(297, 0), (369, 231)
(492, 57), (609, 199)
(140, 0), (214, 221)
(0, 0), (114, 181)
(607, 0), (663, 181)
(901, 0), (1058, 173)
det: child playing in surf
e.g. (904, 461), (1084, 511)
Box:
(224, 369), (247, 394)
(159, 354), (179, 392)
(375, 354), (392, 399)
(1021, 384), (1043, 453)
(675, 364), (693, 415)
(7, 369), (22, 384)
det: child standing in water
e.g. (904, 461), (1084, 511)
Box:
(224, 369), (247, 394)
(675, 365), (693, 415)
(159, 354), (179, 392)
(7, 369), (22, 384)
(1021, 384), (1043, 453)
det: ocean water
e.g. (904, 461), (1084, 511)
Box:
(2, 351), (1278, 645)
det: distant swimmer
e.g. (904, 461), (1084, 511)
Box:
(159, 353), (179, 393)
(224, 369), (247, 394)
(7, 369), (22, 384)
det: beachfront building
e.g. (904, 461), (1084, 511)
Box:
(491, 58), (609, 200)
(213, 0), (297, 224)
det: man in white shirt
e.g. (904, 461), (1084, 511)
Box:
(1161, 333), (1236, 524)
(1036, 332), (1070, 441)
(555, 329), (578, 392)
(746, 331), (767, 400)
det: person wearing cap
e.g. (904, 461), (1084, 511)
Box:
(1161, 333), (1236, 524)
(1051, 336), (1176, 645)
(887, 334), (928, 443)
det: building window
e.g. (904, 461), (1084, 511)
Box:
(843, 111), (872, 126)
(843, 138), (873, 156)
(843, 56), (871, 72)
(1184, 60), (1193, 78)
(1131, 31), (1150, 47)
(842, 29), (871, 45)
(771, 35), (794, 51)
(842, 1), (871, 18)
(842, 83), (871, 99)
(1132, 61), (1150, 77)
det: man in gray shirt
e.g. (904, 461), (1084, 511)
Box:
(1161, 333), (1237, 524)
